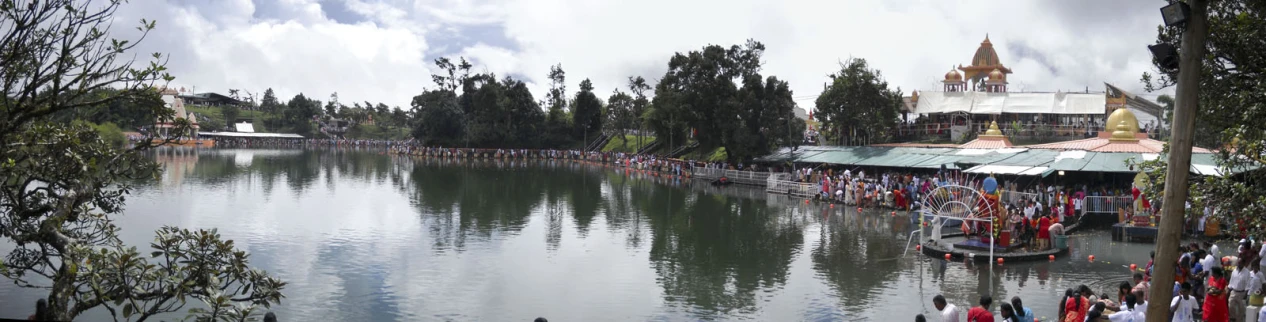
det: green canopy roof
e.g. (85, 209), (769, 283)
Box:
(757, 145), (1251, 176)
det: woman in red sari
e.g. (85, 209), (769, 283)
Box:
(1204, 267), (1230, 322)
(1063, 286), (1089, 322)
(1036, 212), (1052, 250)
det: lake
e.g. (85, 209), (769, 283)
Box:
(0, 148), (1160, 321)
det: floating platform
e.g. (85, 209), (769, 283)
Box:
(1111, 223), (1157, 242)
(918, 222), (1081, 262)
(954, 239), (1027, 253)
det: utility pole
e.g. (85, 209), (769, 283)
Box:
(1147, 0), (1208, 320)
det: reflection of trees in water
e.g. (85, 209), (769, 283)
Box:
(809, 206), (910, 313)
(167, 149), (405, 198)
(641, 186), (805, 317)
(599, 172), (650, 249)
(175, 152), (816, 316)
(403, 158), (624, 253)
(407, 159), (560, 252)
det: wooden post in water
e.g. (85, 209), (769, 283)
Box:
(1147, 1), (1208, 320)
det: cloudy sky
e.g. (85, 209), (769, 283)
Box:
(113, 0), (1170, 110)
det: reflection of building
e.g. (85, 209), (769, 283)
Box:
(899, 35), (1165, 143)
(154, 148), (199, 186)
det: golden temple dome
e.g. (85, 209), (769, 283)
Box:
(982, 121), (1005, 137)
(971, 35), (1001, 67)
(945, 68), (963, 82)
(1110, 120), (1138, 141)
(988, 68), (1006, 82)
(1105, 107), (1141, 135)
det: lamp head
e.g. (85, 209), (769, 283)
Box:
(1161, 1), (1192, 27)
(1149, 43), (1180, 71)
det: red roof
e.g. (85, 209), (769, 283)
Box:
(1024, 137), (1213, 153)
(959, 136), (1013, 149)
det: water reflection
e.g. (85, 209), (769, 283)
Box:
(0, 149), (1166, 321)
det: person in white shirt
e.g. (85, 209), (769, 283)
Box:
(1073, 195), (1082, 217)
(1022, 201), (1036, 220)
(1211, 242), (1222, 262)
(1172, 282), (1198, 322)
(1109, 293), (1145, 322)
(1204, 244), (1220, 269)
(1258, 241), (1266, 268)
(933, 295), (960, 322)
(1231, 261), (1252, 321)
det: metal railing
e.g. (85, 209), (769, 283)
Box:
(1000, 191), (1041, 205)
(692, 167), (775, 186)
(1082, 195), (1134, 214)
(765, 179), (821, 198)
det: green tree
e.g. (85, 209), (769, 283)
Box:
(731, 75), (803, 158)
(500, 77), (547, 148)
(650, 39), (791, 161)
(46, 88), (164, 130)
(814, 58), (903, 146)
(0, 1), (285, 321)
(628, 76), (653, 149)
(606, 90), (635, 146)
(283, 93), (320, 136)
(391, 106), (409, 128)
(572, 79), (604, 144)
(1156, 94), (1175, 125)
(543, 64), (573, 148)
(411, 90), (465, 146)
(1137, 0), (1266, 236)
(325, 92), (341, 118)
(260, 88), (282, 115)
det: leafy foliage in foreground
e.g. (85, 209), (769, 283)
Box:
(0, 0), (286, 320)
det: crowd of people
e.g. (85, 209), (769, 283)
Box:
(918, 239), (1266, 322)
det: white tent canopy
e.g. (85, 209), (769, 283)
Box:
(914, 91), (1106, 115)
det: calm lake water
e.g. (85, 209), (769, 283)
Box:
(1, 148), (1165, 321)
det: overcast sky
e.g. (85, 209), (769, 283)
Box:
(112, 0), (1171, 110)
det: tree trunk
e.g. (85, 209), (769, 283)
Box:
(1147, 1), (1209, 321)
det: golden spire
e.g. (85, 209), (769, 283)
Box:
(1110, 120), (1139, 142)
(982, 121), (1005, 137)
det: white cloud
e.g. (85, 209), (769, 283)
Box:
(113, 0), (1169, 109)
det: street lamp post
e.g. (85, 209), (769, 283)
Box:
(1147, 1), (1209, 321)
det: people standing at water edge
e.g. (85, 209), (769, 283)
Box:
(934, 295), (961, 322)
(1130, 272), (1149, 302)
(1063, 286), (1088, 322)
(1206, 267), (1231, 322)
(1250, 261), (1265, 315)
(1057, 289), (1072, 321)
(1230, 259), (1251, 322)
(1036, 212), (1051, 250)
(1047, 218), (1064, 248)
(997, 303), (1016, 322)
(1009, 297), (1033, 322)
(967, 295), (994, 322)
(1173, 282), (1198, 322)
(1108, 293), (1144, 321)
